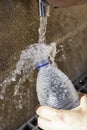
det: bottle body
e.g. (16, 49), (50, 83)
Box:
(36, 61), (80, 109)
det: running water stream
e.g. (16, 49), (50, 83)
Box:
(38, 17), (47, 44)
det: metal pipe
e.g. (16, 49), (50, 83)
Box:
(39, 0), (48, 17)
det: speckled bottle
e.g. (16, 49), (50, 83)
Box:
(36, 59), (80, 109)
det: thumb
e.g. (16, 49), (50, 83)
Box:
(80, 95), (87, 108)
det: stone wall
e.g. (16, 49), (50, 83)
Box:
(0, 0), (87, 129)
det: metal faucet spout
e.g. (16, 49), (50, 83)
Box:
(39, 0), (48, 17)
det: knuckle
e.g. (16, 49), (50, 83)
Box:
(38, 117), (41, 126)
(38, 117), (46, 129)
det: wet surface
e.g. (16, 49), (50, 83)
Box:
(0, 0), (87, 129)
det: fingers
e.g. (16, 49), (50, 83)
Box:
(73, 92), (87, 110)
(80, 95), (87, 108)
(38, 117), (51, 130)
(36, 105), (82, 121)
(36, 106), (82, 130)
(36, 106), (68, 130)
(36, 105), (77, 123)
(36, 106), (64, 121)
(36, 94), (87, 130)
(38, 116), (67, 130)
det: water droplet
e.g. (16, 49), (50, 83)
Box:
(0, 95), (4, 100)
(18, 104), (23, 109)
(11, 77), (16, 82)
(69, 39), (72, 42)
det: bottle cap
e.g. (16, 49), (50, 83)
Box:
(36, 59), (50, 69)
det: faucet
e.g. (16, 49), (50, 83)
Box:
(39, 0), (48, 17)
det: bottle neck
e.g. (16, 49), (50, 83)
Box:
(36, 59), (50, 70)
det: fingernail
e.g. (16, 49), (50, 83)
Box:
(35, 104), (41, 111)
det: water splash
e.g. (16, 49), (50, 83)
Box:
(0, 43), (57, 100)
(0, 12), (56, 109)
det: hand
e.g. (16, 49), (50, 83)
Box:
(47, 0), (87, 8)
(36, 93), (87, 130)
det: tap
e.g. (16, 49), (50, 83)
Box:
(39, 0), (48, 17)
